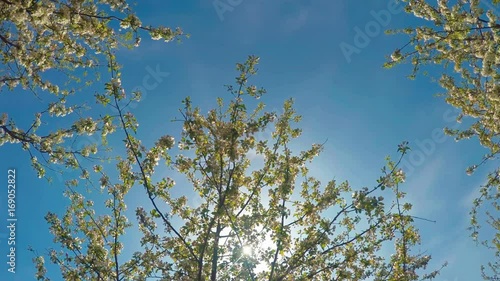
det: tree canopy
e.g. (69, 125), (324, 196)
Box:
(386, 0), (500, 279)
(0, 0), (184, 179)
(27, 55), (442, 280)
(6, 0), (498, 280)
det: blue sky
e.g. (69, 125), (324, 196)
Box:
(0, 0), (498, 280)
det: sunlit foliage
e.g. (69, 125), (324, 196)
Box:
(387, 1), (500, 279)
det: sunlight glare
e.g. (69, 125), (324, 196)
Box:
(242, 245), (253, 256)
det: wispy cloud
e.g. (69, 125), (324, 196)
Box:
(222, 1), (346, 43)
(280, 6), (309, 33)
(461, 180), (484, 210)
(405, 155), (445, 216)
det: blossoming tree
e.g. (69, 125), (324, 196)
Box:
(386, 0), (500, 279)
(0, 0), (184, 180)
(0, 1), (444, 280)
(28, 55), (443, 280)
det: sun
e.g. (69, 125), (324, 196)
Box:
(240, 232), (281, 273)
(242, 245), (253, 256)
(242, 234), (275, 258)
